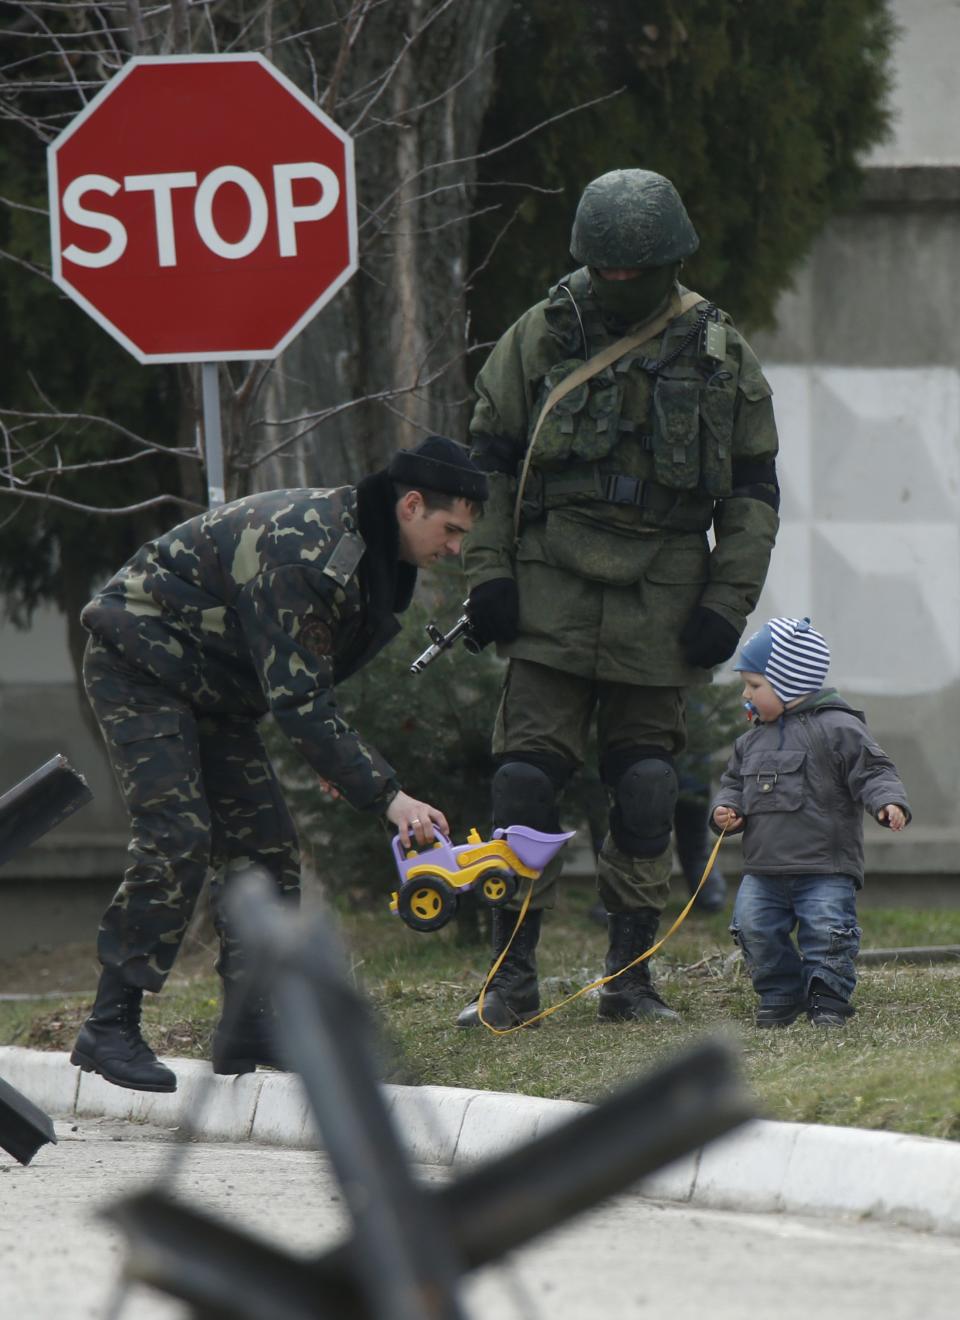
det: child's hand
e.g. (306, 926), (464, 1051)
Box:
(713, 805), (744, 831)
(878, 804), (907, 831)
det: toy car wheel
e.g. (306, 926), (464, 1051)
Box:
(397, 875), (458, 932)
(477, 869), (517, 907)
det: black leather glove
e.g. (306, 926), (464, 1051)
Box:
(680, 606), (741, 669)
(467, 578), (519, 647)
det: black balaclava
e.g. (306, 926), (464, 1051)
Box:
(589, 263), (679, 327)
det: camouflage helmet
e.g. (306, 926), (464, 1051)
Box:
(569, 169), (699, 268)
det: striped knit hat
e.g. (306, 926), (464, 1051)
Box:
(733, 617), (830, 703)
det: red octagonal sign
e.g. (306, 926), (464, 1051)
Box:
(48, 54), (357, 363)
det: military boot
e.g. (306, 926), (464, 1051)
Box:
(456, 908), (542, 1029)
(597, 910), (679, 1022)
(806, 978), (856, 1028)
(211, 978), (287, 1075)
(71, 966), (177, 1093)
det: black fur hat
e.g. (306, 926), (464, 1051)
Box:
(387, 435), (488, 502)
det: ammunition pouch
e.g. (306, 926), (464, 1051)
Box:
(652, 375), (701, 490)
(530, 359), (625, 466)
(526, 297), (760, 504)
(649, 364), (743, 498)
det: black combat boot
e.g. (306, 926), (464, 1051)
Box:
(755, 1001), (804, 1028)
(806, 978), (856, 1028)
(675, 795), (727, 914)
(211, 978), (287, 1075)
(597, 910), (680, 1022)
(456, 908), (542, 1028)
(71, 966), (177, 1093)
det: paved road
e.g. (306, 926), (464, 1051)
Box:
(1, 1118), (958, 1319)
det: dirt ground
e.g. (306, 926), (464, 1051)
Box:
(0, 925), (222, 1057)
(0, 930), (217, 997)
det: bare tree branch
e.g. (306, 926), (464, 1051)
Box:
(0, 485), (203, 516)
(0, 192), (49, 216)
(360, 85), (625, 237)
(346, 0), (460, 134)
(0, 247), (53, 280)
(0, 408), (199, 458)
(353, 40), (498, 138)
(125, 0), (146, 52)
(17, 4), (93, 109)
(6, 447), (185, 481)
(319, 0), (373, 114)
(245, 357), (466, 471)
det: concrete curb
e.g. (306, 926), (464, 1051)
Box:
(3, 1045), (958, 1236)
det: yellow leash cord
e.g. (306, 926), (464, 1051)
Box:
(476, 828), (728, 1036)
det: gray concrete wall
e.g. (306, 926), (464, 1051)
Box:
(747, 162), (960, 873)
(865, 0), (960, 168)
(705, 0), (960, 877)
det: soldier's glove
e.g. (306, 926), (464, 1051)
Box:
(680, 606), (741, 669)
(467, 578), (519, 647)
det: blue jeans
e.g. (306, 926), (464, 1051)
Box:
(730, 874), (861, 1007)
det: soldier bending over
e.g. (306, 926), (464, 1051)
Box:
(72, 436), (487, 1091)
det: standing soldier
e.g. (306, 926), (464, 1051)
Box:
(458, 169), (779, 1028)
(71, 437), (487, 1091)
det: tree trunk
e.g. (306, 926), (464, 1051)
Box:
(254, 0), (512, 490)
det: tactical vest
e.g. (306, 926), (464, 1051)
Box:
(523, 269), (742, 530)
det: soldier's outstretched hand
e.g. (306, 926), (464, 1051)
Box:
(387, 791), (449, 848)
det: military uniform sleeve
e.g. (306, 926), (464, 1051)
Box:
(700, 334), (780, 633)
(234, 566), (399, 813)
(833, 719), (913, 825)
(463, 309), (545, 590)
(709, 737), (747, 833)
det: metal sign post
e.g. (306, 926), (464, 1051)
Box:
(201, 363), (225, 508)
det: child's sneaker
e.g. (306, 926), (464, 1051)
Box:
(755, 1002), (804, 1028)
(807, 980), (855, 1027)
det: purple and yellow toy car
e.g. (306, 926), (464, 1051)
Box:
(389, 824), (575, 932)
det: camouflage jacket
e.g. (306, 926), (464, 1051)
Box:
(81, 473), (415, 813)
(463, 269), (780, 685)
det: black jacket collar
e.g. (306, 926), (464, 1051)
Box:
(355, 470), (417, 615)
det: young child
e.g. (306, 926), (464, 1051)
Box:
(710, 616), (910, 1028)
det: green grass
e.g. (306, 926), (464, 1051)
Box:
(3, 884), (960, 1141)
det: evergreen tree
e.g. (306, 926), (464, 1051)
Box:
(469, 0), (896, 338)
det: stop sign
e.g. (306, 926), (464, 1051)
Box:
(48, 54), (357, 363)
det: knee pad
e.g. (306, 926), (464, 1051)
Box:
(608, 756), (678, 858)
(492, 760), (562, 834)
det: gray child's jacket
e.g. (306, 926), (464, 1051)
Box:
(709, 689), (911, 887)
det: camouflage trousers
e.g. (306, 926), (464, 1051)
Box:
(492, 658), (687, 914)
(83, 636), (300, 992)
